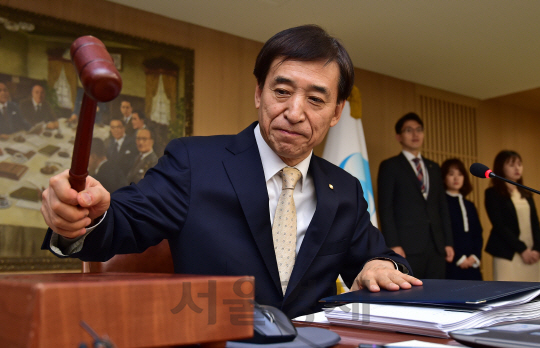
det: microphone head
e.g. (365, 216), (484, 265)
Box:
(470, 163), (493, 179)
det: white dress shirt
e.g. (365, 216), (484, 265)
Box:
(115, 135), (125, 152)
(402, 150), (429, 199)
(254, 125), (316, 255)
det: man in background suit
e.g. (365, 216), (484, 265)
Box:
(106, 119), (137, 175)
(126, 128), (158, 184)
(377, 112), (454, 279)
(19, 84), (58, 129)
(89, 138), (127, 192)
(120, 100), (135, 136)
(0, 82), (29, 138)
(40, 25), (421, 318)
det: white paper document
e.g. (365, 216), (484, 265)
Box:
(324, 296), (540, 338)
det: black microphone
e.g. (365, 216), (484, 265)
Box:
(469, 162), (540, 195)
(470, 163), (495, 179)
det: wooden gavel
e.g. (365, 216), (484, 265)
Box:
(69, 36), (122, 192)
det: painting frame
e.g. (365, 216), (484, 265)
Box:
(0, 4), (194, 272)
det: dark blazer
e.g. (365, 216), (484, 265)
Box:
(106, 134), (138, 175)
(94, 159), (128, 193)
(19, 98), (57, 125)
(0, 101), (29, 134)
(43, 122), (410, 319)
(485, 187), (540, 260)
(123, 116), (135, 136)
(126, 151), (158, 184)
(446, 194), (483, 280)
(377, 153), (453, 255)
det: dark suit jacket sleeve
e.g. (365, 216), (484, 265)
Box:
(485, 188), (527, 254)
(340, 179), (412, 286)
(377, 159), (400, 247)
(467, 201), (484, 259)
(433, 165), (453, 247)
(42, 138), (191, 261)
(529, 197), (540, 252)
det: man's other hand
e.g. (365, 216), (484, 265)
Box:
(350, 259), (423, 292)
(41, 169), (111, 239)
(445, 246), (455, 263)
(391, 246), (406, 258)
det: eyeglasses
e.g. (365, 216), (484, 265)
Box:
(401, 127), (424, 134)
(110, 125), (124, 130)
(136, 137), (151, 141)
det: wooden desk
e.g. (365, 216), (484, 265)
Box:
(295, 322), (462, 347)
(0, 273), (254, 348)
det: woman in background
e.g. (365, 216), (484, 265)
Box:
(442, 159), (483, 280)
(485, 150), (540, 281)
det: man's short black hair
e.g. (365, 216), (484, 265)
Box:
(253, 24), (355, 104)
(395, 112), (424, 134)
(90, 137), (106, 157)
(133, 110), (146, 121)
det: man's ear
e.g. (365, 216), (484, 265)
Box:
(254, 83), (262, 109)
(329, 100), (346, 127)
(395, 133), (402, 143)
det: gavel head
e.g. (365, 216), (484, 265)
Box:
(70, 36), (122, 102)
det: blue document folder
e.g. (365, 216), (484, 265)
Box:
(320, 279), (540, 307)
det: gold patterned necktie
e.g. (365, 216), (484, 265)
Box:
(273, 167), (302, 296)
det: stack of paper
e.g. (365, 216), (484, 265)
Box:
(321, 280), (540, 338)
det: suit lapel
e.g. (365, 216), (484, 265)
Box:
(222, 123), (282, 295)
(283, 157), (338, 300)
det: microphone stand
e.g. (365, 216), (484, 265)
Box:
(489, 173), (540, 195)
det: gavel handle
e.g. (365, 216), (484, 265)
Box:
(69, 94), (97, 192)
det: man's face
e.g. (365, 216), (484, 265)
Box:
(396, 120), (424, 152)
(0, 83), (10, 104)
(132, 113), (143, 129)
(120, 101), (132, 117)
(32, 85), (45, 104)
(136, 129), (154, 153)
(255, 59), (344, 166)
(110, 120), (125, 140)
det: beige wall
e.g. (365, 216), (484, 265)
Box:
(5, 0), (540, 279)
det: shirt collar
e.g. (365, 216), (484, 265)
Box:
(402, 149), (422, 162)
(32, 99), (40, 108)
(140, 150), (154, 160)
(254, 124), (311, 192)
(446, 191), (462, 198)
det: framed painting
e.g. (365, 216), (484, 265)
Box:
(0, 5), (194, 271)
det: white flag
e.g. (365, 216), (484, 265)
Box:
(323, 86), (377, 227)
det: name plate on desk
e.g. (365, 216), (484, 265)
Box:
(0, 273), (254, 347)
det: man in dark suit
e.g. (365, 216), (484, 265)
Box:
(89, 138), (127, 193)
(377, 112), (454, 279)
(19, 84), (58, 129)
(126, 128), (158, 184)
(106, 119), (138, 175)
(40, 25), (421, 318)
(0, 82), (29, 137)
(120, 100), (135, 136)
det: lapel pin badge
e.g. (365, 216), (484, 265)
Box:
(329, 184), (334, 190)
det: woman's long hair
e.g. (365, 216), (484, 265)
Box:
(491, 150), (530, 198)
